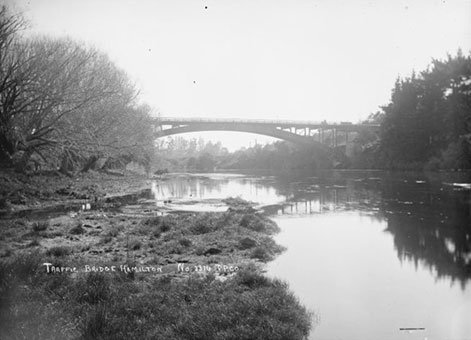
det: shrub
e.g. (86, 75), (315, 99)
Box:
(179, 238), (192, 247)
(142, 216), (174, 234)
(32, 221), (48, 232)
(128, 239), (141, 251)
(238, 237), (257, 250)
(70, 224), (85, 235)
(190, 220), (211, 234)
(250, 247), (271, 262)
(159, 220), (172, 232)
(239, 214), (252, 228)
(235, 267), (270, 288)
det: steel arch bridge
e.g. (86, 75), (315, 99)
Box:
(152, 117), (379, 149)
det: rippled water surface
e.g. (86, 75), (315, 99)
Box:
(155, 171), (471, 340)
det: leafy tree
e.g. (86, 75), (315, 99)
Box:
(363, 51), (471, 169)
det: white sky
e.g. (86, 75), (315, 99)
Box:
(4, 0), (471, 150)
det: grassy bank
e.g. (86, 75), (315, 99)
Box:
(0, 197), (313, 339)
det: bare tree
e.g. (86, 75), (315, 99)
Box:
(1, 7), (156, 173)
(0, 5), (26, 165)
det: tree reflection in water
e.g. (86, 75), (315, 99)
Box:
(271, 171), (471, 288)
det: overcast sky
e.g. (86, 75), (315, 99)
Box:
(5, 0), (471, 150)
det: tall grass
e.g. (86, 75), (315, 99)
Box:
(0, 252), (313, 340)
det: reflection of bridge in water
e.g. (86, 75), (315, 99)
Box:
(153, 117), (380, 149)
(263, 187), (355, 215)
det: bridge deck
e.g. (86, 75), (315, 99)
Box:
(155, 117), (379, 130)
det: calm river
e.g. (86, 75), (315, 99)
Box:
(152, 170), (471, 340)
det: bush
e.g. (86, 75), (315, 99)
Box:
(32, 221), (48, 232)
(70, 224), (85, 235)
(426, 139), (471, 170)
(239, 214), (252, 228)
(235, 267), (270, 288)
(239, 237), (257, 250)
(190, 220), (212, 234)
(239, 214), (273, 233)
(128, 239), (141, 251)
(250, 247), (271, 262)
(179, 238), (192, 247)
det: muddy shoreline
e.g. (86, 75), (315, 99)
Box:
(0, 169), (152, 215)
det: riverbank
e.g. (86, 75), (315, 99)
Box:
(0, 169), (152, 213)
(0, 171), (313, 339)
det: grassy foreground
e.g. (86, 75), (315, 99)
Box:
(0, 198), (313, 339)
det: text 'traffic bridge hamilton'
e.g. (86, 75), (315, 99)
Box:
(152, 117), (379, 148)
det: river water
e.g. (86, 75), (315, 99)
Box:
(153, 170), (471, 340)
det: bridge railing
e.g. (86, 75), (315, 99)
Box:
(158, 117), (329, 125)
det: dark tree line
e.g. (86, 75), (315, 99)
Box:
(155, 136), (332, 172)
(0, 6), (155, 174)
(154, 136), (229, 171)
(218, 142), (330, 170)
(356, 51), (471, 170)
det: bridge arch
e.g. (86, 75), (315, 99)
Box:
(155, 123), (327, 149)
(152, 117), (380, 153)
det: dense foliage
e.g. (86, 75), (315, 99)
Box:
(155, 136), (229, 171)
(219, 142), (331, 170)
(0, 7), (155, 173)
(156, 137), (331, 172)
(358, 51), (471, 170)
